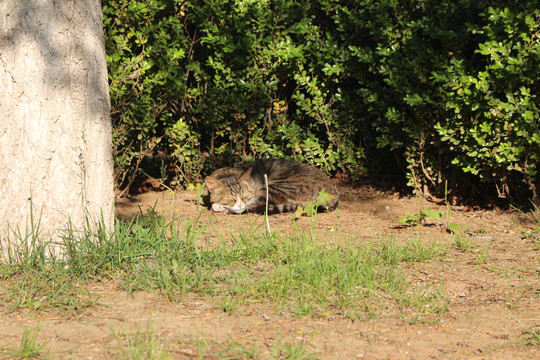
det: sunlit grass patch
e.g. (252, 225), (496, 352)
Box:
(1, 210), (449, 319)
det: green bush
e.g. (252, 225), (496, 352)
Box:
(103, 0), (540, 204)
(433, 6), (540, 202)
(103, 0), (190, 191)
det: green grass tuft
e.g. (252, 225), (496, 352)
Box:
(1, 323), (47, 359)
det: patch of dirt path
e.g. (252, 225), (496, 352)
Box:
(1, 187), (539, 359)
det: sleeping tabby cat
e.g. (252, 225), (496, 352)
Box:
(204, 159), (339, 214)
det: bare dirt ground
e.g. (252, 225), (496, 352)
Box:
(1, 186), (539, 359)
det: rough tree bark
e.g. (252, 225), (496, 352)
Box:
(0, 0), (113, 254)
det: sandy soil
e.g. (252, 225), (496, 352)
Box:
(1, 186), (539, 359)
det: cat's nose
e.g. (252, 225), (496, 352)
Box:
(230, 200), (246, 214)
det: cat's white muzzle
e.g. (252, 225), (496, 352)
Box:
(229, 201), (246, 214)
(211, 201), (247, 214)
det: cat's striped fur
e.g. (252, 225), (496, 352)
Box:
(204, 159), (339, 214)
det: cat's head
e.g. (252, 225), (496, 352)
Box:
(205, 167), (259, 214)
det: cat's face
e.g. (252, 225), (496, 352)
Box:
(205, 167), (260, 214)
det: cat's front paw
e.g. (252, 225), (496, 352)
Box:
(211, 203), (230, 214)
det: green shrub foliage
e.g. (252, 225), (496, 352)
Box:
(103, 0), (540, 204)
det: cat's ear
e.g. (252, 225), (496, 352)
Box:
(239, 167), (253, 183)
(205, 177), (222, 194)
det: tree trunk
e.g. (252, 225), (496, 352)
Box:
(0, 0), (113, 255)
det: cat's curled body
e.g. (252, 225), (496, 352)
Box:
(204, 159), (339, 214)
